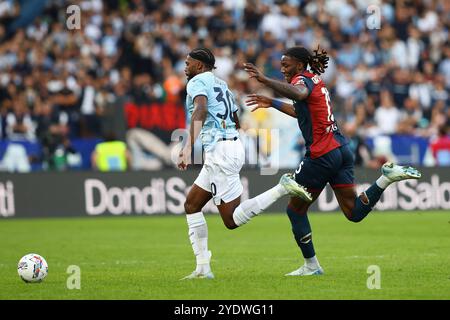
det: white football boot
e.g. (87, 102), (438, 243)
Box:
(381, 162), (421, 182)
(180, 270), (215, 280)
(181, 251), (214, 280)
(280, 173), (313, 202)
(285, 264), (324, 276)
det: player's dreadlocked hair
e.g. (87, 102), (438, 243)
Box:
(284, 46), (329, 75)
(188, 47), (216, 70)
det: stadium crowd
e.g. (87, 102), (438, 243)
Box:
(0, 0), (449, 171)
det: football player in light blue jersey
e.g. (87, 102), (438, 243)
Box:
(185, 67), (239, 152)
(177, 48), (312, 280)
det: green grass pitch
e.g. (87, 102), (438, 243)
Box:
(1, 211), (449, 300)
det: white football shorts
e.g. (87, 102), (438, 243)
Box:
(194, 138), (245, 205)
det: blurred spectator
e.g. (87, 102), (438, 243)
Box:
(390, 68), (410, 108)
(343, 122), (379, 169)
(438, 46), (450, 89)
(99, 82), (128, 142)
(33, 96), (82, 171)
(372, 90), (401, 136)
(427, 100), (448, 137)
(45, 138), (81, 171)
(78, 70), (102, 137)
(46, 72), (80, 138)
(430, 126), (450, 166)
(0, 143), (31, 172)
(5, 95), (35, 141)
(91, 132), (131, 172)
(397, 98), (422, 135)
(0, 0), (20, 36)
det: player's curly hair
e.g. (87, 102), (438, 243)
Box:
(284, 46), (329, 75)
(188, 47), (216, 70)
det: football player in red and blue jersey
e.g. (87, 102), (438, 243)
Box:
(244, 46), (422, 276)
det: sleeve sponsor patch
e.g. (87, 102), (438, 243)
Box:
(291, 75), (314, 95)
(294, 77), (306, 86)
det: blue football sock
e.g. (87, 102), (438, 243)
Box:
(286, 206), (315, 259)
(350, 183), (384, 222)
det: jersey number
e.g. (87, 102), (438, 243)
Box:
(214, 87), (234, 121)
(321, 87), (334, 122)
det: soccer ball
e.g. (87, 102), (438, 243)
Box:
(17, 254), (48, 283)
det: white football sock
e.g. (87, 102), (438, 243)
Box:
(305, 256), (320, 269)
(233, 184), (287, 226)
(376, 175), (391, 189)
(186, 212), (211, 274)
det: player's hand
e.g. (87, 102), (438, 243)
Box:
(245, 94), (273, 112)
(243, 63), (267, 83)
(177, 146), (191, 171)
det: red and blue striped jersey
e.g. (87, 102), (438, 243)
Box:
(291, 71), (347, 159)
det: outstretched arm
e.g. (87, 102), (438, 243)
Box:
(245, 94), (296, 118)
(244, 63), (309, 101)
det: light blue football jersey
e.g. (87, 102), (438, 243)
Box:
(186, 71), (239, 152)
